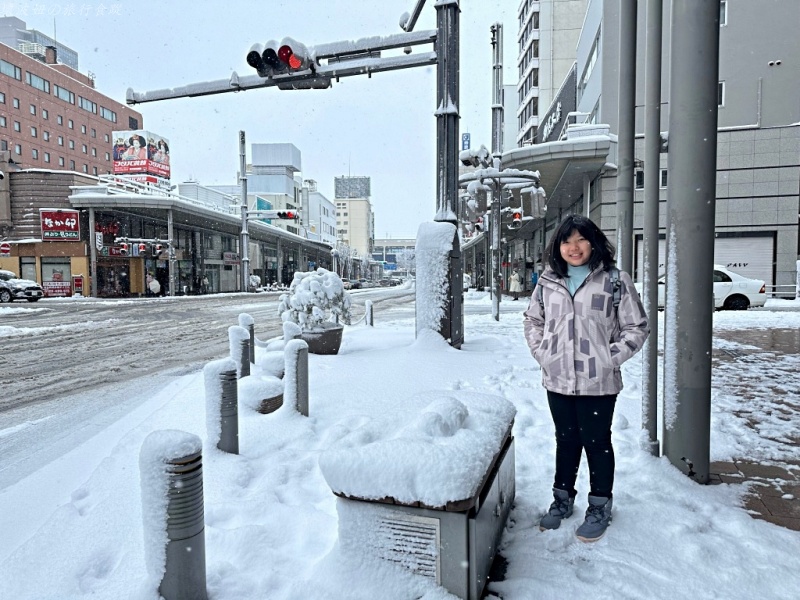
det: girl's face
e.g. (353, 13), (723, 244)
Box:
(560, 229), (592, 267)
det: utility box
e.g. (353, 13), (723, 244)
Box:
(321, 393), (516, 600)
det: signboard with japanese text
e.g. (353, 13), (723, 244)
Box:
(112, 130), (171, 179)
(223, 252), (240, 266)
(40, 209), (80, 240)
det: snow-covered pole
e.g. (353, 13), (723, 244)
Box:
(228, 325), (250, 378)
(238, 313), (255, 364)
(139, 430), (208, 600)
(364, 299), (374, 326)
(284, 339), (309, 416)
(204, 358), (239, 455)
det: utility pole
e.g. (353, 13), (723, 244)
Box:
(239, 131), (250, 292)
(490, 22), (503, 322)
(662, 0), (720, 484)
(617, 0), (637, 274)
(642, 0), (663, 456)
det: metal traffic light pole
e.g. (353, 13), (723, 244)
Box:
(239, 131), (250, 292)
(490, 23), (503, 322)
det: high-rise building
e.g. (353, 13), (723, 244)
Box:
(334, 175), (374, 261)
(515, 0), (589, 146)
(0, 17), (79, 69)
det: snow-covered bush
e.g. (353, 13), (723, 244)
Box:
(278, 268), (352, 332)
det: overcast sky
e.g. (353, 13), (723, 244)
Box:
(10, 0), (518, 238)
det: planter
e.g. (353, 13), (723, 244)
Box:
(301, 324), (344, 355)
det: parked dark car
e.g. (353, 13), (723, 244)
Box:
(0, 269), (44, 303)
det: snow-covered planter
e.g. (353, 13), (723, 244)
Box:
(278, 268), (352, 354)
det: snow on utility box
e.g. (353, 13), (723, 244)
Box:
(319, 392), (516, 600)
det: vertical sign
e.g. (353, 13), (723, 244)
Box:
(461, 133), (471, 150)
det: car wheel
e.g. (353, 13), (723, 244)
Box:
(724, 295), (750, 311)
(0, 289), (12, 303)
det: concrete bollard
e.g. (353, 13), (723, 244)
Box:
(364, 299), (374, 326)
(203, 358), (239, 454)
(238, 313), (255, 364)
(228, 325), (250, 378)
(140, 430), (207, 600)
(284, 339), (309, 416)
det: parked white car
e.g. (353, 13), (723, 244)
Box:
(634, 264), (767, 311)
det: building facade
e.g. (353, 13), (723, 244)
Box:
(486, 0), (799, 298)
(516, 0), (590, 146)
(0, 33), (142, 186)
(334, 175), (374, 261)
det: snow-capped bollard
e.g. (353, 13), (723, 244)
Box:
(364, 299), (374, 326)
(140, 430), (207, 600)
(284, 339), (309, 416)
(238, 313), (255, 364)
(228, 325), (250, 378)
(204, 358), (238, 455)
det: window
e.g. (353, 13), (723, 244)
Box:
(532, 11), (539, 29)
(720, 1), (727, 26)
(0, 92), (4, 103)
(81, 124), (87, 134)
(713, 270), (732, 283)
(92, 166), (98, 176)
(78, 96), (97, 113)
(14, 121), (20, 132)
(32, 148), (38, 160)
(660, 169), (668, 188)
(0, 59), (21, 80)
(82, 164), (88, 173)
(91, 147), (97, 157)
(30, 126), (37, 137)
(57, 115), (63, 125)
(14, 143), (21, 155)
(105, 152), (111, 160)
(128, 116), (138, 129)
(0, 116), (5, 127)
(718, 81), (725, 107)
(30, 104), (36, 115)
(69, 160), (75, 170)
(54, 85), (75, 104)
(59, 156), (65, 166)
(100, 107), (117, 122)
(26, 72), (50, 92)
(43, 131), (49, 141)
(13, 97), (20, 108)
(82, 144), (87, 153)
(69, 140), (75, 149)
(44, 152), (50, 163)
(91, 128), (96, 138)
(68, 119), (74, 129)
(42, 108), (48, 119)
(635, 170), (644, 189)
(58, 135), (64, 146)
(104, 133), (110, 142)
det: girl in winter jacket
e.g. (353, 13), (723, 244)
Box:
(523, 214), (649, 542)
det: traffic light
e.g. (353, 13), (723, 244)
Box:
(277, 37), (311, 71)
(137, 243), (147, 255)
(277, 211), (298, 220)
(119, 242), (129, 256)
(510, 209), (523, 230)
(152, 243), (164, 256)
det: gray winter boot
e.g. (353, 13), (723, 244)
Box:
(539, 488), (574, 531)
(576, 495), (613, 542)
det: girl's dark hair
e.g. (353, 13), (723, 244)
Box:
(545, 214), (616, 278)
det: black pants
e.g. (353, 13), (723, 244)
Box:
(547, 391), (617, 498)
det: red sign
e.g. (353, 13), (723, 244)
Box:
(40, 209), (80, 241)
(72, 275), (84, 294)
(43, 281), (72, 297)
(0, 242), (10, 256)
(112, 130), (171, 179)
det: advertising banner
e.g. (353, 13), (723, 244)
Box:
(40, 209), (80, 240)
(112, 130), (171, 179)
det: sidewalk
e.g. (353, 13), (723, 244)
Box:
(710, 326), (800, 531)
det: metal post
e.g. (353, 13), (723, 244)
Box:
(490, 22), (504, 323)
(228, 325), (251, 379)
(284, 339), (309, 416)
(364, 299), (374, 326)
(433, 0), (463, 348)
(616, 0), (637, 274)
(662, 0), (720, 483)
(642, 0), (663, 456)
(218, 368), (239, 454)
(238, 313), (255, 364)
(167, 209), (176, 297)
(140, 430), (208, 600)
(239, 131), (250, 292)
(88, 207), (98, 298)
